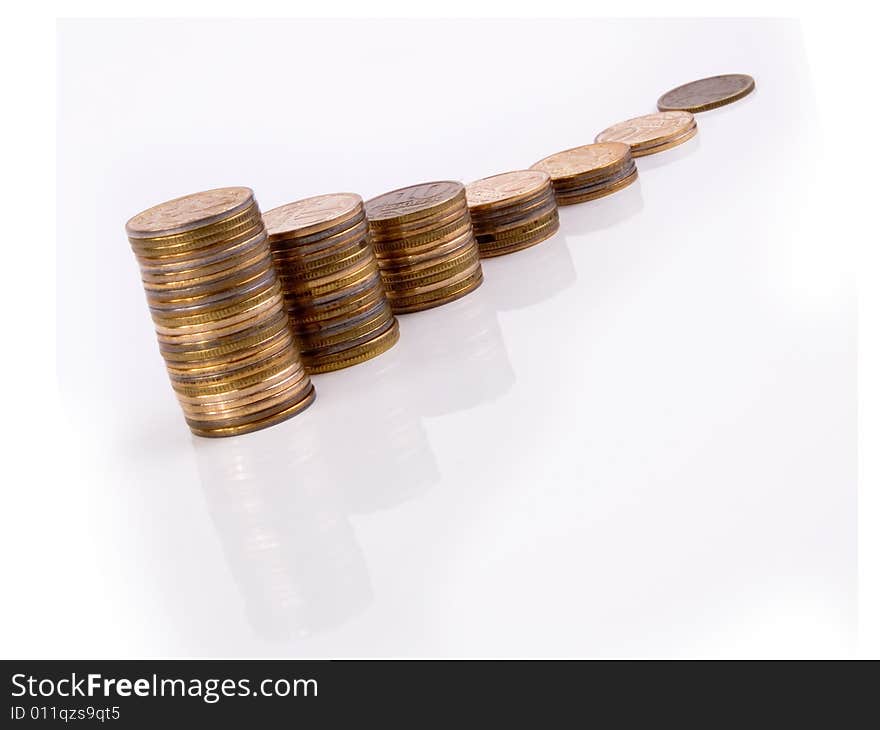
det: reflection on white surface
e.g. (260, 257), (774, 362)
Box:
(195, 433), (372, 640)
(43, 18), (857, 658)
(479, 230), (577, 311)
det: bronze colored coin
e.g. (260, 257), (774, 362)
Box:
(305, 321), (400, 374)
(385, 258), (482, 301)
(465, 170), (552, 212)
(471, 204), (558, 238)
(595, 111), (697, 156)
(186, 384), (316, 438)
(129, 209), (263, 256)
(468, 187), (556, 227)
(365, 181), (464, 223)
(555, 166), (639, 205)
(370, 218), (474, 259)
(126, 187), (255, 238)
(474, 207), (559, 242)
(389, 270), (483, 314)
(263, 193), (363, 239)
(657, 73), (755, 113)
(531, 142), (631, 184)
(477, 215), (560, 258)
(366, 198), (470, 240)
(299, 315), (397, 359)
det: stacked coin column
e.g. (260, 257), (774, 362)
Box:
(263, 193), (399, 373)
(531, 143), (638, 205)
(365, 181), (483, 314)
(125, 187), (316, 438)
(465, 170), (560, 257)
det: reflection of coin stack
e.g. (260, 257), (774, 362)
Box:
(531, 143), (638, 205)
(125, 187), (315, 438)
(595, 111), (698, 157)
(366, 181), (483, 313)
(465, 170), (559, 257)
(194, 433), (371, 640)
(408, 293), (515, 416)
(263, 194), (399, 373)
(311, 355), (441, 514)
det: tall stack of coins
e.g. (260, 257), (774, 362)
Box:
(531, 142), (638, 205)
(263, 194), (399, 373)
(365, 181), (483, 313)
(595, 111), (698, 157)
(125, 187), (315, 438)
(464, 170), (559, 257)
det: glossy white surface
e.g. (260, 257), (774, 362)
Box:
(45, 18), (854, 657)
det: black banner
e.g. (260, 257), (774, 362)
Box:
(3, 659), (869, 725)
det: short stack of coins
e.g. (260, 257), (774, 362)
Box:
(262, 193), (399, 373)
(531, 142), (638, 205)
(594, 111), (698, 157)
(125, 187), (315, 438)
(365, 181), (483, 313)
(465, 170), (559, 257)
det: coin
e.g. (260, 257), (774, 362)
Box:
(125, 187), (315, 437)
(594, 111), (697, 157)
(465, 171), (560, 257)
(366, 181), (483, 313)
(263, 193), (398, 373)
(531, 142), (638, 203)
(365, 181), (464, 224)
(657, 73), (755, 113)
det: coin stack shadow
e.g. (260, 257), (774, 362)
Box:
(465, 170), (560, 257)
(531, 142), (639, 205)
(365, 181), (483, 314)
(125, 187), (315, 438)
(263, 193), (399, 373)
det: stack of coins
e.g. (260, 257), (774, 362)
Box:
(125, 187), (315, 438)
(365, 181), (483, 313)
(531, 142), (638, 205)
(263, 193), (399, 373)
(464, 170), (559, 257)
(595, 111), (698, 157)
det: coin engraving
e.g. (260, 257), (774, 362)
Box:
(126, 187), (254, 236)
(530, 143), (630, 179)
(365, 181), (463, 220)
(263, 193), (362, 236)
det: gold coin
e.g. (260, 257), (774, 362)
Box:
(185, 385), (315, 438)
(555, 167), (638, 205)
(465, 170), (552, 212)
(304, 320), (400, 373)
(263, 193), (364, 239)
(365, 181), (465, 225)
(595, 111), (697, 157)
(657, 73), (755, 113)
(531, 142), (631, 183)
(389, 270), (484, 314)
(126, 187), (256, 239)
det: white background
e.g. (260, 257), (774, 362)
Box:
(8, 15), (864, 657)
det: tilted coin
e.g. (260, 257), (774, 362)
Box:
(657, 73), (755, 113)
(465, 170), (552, 211)
(365, 181), (464, 223)
(263, 193), (363, 239)
(595, 111), (697, 157)
(531, 142), (631, 183)
(126, 187), (256, 239)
